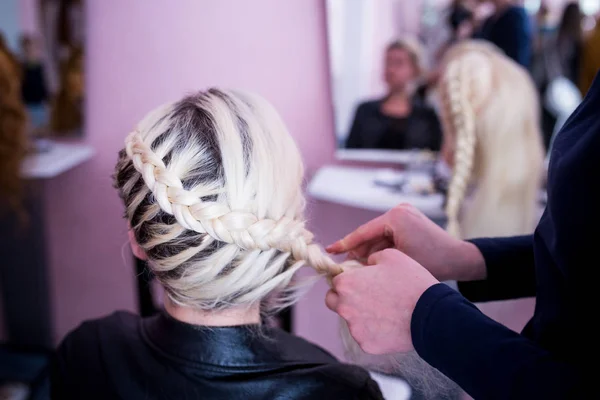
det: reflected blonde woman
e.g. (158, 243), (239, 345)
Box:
(440, 40), (544, 241)
(439, 40), (544, 334)
(52, 89), (383, 399)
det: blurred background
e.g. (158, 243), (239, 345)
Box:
(0, 0), (598, 399)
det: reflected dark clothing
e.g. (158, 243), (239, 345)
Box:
(476, 6), (532, 68)
(411, 74), (600, 399)
(51, 311), (383, 400)
(21, 62), (47, 105)
(345, 100), (442, 151)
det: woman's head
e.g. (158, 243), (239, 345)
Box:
(384, 38), (423, 93)
(439, 41), (544, 238)
(115, 89), (346, 312)
(449, 4), (474, 40)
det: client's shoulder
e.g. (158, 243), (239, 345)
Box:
(52, 311), (142, 398)
(63, 310), (140, 344)
(268, 328), (384, 398)
(56, 310), (141, 363)
(356, 99), (383, 113)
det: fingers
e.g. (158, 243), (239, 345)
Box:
(325, 289), (339, 312)
(344, 238), (391, 263)
(326, 214), (388, 254)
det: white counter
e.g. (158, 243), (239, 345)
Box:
(308, 165), (446, 219)
(21, 142), (95, 179)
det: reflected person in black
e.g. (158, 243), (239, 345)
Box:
(345, 38), (442, 151)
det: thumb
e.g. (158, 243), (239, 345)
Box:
(367, 249), (387, 266)
(325, 289), (340, 312)
(367, 248), (407, 266)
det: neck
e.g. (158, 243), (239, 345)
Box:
(387, 90), (409, 102)
(164, 297), (261, 326)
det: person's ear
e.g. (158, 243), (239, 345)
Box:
(128, 224), (148, 260)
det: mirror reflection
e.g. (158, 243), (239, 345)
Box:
(326, 0), (446, 156)
(0, 0), (84, 142)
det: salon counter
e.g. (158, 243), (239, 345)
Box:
(22, 142), (95, 179)
(308, 165), (446, 220)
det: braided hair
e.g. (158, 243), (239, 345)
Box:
(439, 41), (544, 239)
(115, 89), (354, 311)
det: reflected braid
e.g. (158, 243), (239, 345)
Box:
(442, 58), (476, 238)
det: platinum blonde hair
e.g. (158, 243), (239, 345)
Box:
(440, 41), (544, 239)
(114, 89), (352, 312)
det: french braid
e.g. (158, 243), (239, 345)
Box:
(115, 89), (350, 311)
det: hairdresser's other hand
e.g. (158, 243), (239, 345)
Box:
(326, 249), (437, 354)
(326, 203), (484, 282)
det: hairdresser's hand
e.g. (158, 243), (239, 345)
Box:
(326, 249), (437, 354)
(327, 203), (485, 282)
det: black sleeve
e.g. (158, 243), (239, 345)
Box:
(345, 104), (366, 149)
(458, 235), (536, 302)
(411, 284), (583, 400)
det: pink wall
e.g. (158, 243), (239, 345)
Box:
(44, 0), (342, 345)
(18, 0), (39, 35)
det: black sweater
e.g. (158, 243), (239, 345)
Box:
(345, 100), (442, 151)
(411, 73), (600, 398)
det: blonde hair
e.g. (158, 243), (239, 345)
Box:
(115, 89), (351, 311)
(440, 41), (544, 239)
(387, 36), (426, 77)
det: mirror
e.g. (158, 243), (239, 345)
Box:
(325, 0), (450, 163)
(38, 0), (85, 137)
(0, 0), (84, 140)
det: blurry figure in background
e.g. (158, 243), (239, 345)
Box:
(345, 38), (442, 151)
(533, 2), (584, 150)
(533, 1), (554, 53)
(437, 1), (475, 61)
(422, 1), (476, 107)
(20, 35), (49, 135)
(439, 40), (544, 331)
(50, 46), (83, 136)
(580, 14), (600, 96)
(554, 3), (583, 86)
(474, 0), (532, 68)
(0, 41), (28, 219)
(0, 34), (21, 77)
